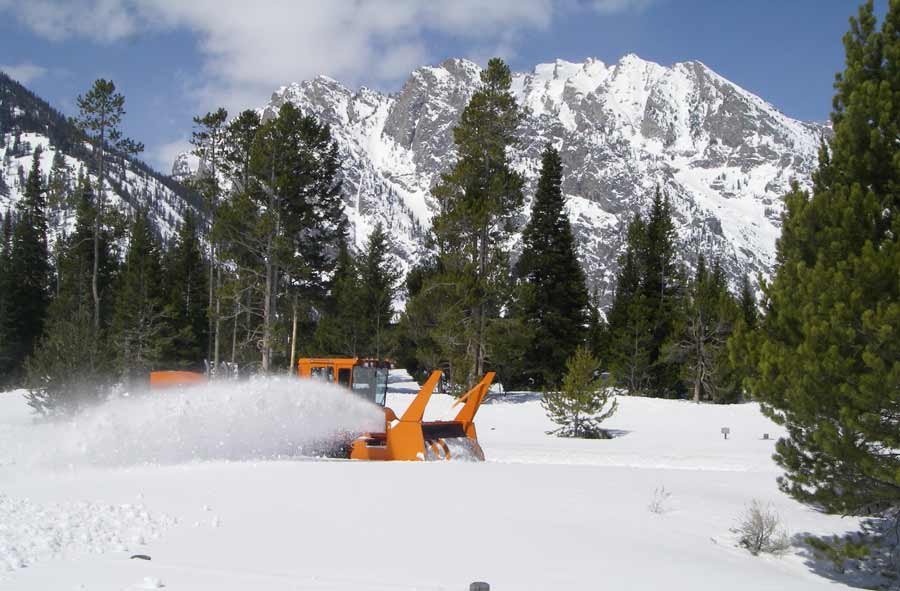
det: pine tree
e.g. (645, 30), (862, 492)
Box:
(737, 273), (758, 329)
(217, 109), (262, 367)
(515, 145), (590, 387)
(750, 0), (900, 515)
(542, 346), (617, 438)
(216, 103), (343, 372)
(314, 236), (365, 357)
(54, 175), (119, 323)
(6, 147), (51, 381)
(25, 177), (117, 415)
(75, 79), (143, 332)
(411, 58), (524, 388)
(110, 209), (167, 382)
(358, 221), (400, 359)
(163, 211), (209, 369)
(666, 255), (739, 403)
(606, 215), (654, 393)
(190, 108), (228, 370)
(0, 209), (14, 383)
(641, 187), (684, 397)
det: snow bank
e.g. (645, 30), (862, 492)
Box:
(0, 494), (174, 574)
(0, 377), (384, 468)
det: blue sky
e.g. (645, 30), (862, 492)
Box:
(0, 0), (886, 172)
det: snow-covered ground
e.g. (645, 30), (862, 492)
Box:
(0, 373), (872, 590)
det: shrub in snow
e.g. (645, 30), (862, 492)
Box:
(648, 486), (672, 514)
(734, 500), (790, 556)
(542, 346), (617, 438)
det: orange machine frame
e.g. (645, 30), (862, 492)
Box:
(149, 370), (207, 388)
(349, 370), (495, 461)
(297, 358), (360, 382)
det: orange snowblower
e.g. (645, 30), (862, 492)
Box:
(149, 370), (207, 388)
(349, 370), (495, 461)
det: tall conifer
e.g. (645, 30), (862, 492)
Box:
(751, 0), (900, 514)
(164, 211), (208, 368)
(515, 145), (590, 386)
(7, 147), (51, 379)
(414, 58), (524, 387)
(111, 209), (166, 381)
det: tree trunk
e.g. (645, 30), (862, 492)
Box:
(262, 252), (272, 373)
(92, 124), (105, 333)
(231, 298), (238, 364)
(208, 243), (215, 367)
(213, 267), (221, 372)
(289, 295), (298, 374)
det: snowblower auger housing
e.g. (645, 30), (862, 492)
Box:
(349, 370), (495, 461)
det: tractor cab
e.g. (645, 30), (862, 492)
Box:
(297, 358), (390, 406)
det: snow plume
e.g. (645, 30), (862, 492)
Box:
(1, 377), (384, 468)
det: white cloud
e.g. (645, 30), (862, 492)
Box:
(0, 0), (138, 43)
(590, 0), (656, 14)
(152, 137), (192, 173)
(0, 62), (48, 84)
(0, 0), (656, 117)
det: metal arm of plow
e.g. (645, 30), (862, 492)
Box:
(400, 370), (442, 422)
(453, 372), (495, 424)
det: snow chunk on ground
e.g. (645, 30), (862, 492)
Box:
(0, 494), (174, 575)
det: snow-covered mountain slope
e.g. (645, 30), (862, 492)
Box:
(0, 72), (199, 244)
(206, 55), (826, 302)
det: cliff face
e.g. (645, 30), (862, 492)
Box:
(215, 55), (827, 302)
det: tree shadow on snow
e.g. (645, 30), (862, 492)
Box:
(792, 516), (899, 590)
(602, 428), (631, 439)
(483, 391), (543, 405)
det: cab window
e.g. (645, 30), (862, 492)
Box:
(310, 366), (334, 382)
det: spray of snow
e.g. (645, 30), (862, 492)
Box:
(0, 377), (385, 468)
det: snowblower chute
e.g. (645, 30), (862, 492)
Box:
(349, 370), (495, 461)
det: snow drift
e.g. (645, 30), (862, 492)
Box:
(0, 377), (385, 468)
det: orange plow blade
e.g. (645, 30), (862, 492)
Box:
(349, 371), (495, 461)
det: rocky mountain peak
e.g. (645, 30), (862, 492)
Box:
(195, 54), (827, 305)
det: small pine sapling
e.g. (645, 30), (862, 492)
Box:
(542, 346), (617, 438)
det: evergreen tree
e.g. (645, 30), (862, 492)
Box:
(542, 346), (617, 438)
(737, 273), (758, 329)
(163, 211), (208, 369)
(217, 110), (262, 367)
(358, 221), (400, 359)
(314, 236), (366, 357)
(410, 58), (524, 388)
(75, 79), (143, 332)
(6, 147), (51, 381)
(726, 274), (759, 403)
(666, 255), (739, 403)
(0, 209), (14, 383)
(641, 188), (684, 397)
(190, 108), (228, 369)
(606, 215), (654, 393)
(110, 209), (167, 382)
(515, 145), (590, 387)
(24, 309), (109, 415)
(216, 103), (343, 372)
(54, 175), (119, 324)
(25, 177), (117, 415)
(750, 0), (900, 514)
